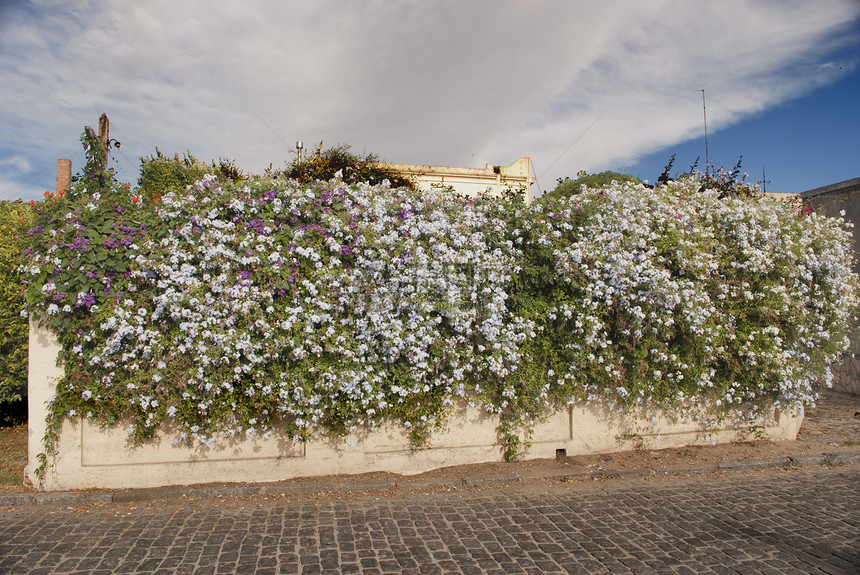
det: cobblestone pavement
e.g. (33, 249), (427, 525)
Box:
(798, 389), (860, 442)
(2, 465), (859, 574)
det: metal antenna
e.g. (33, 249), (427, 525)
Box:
(700, 89), (709, 174)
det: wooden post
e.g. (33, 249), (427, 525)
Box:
(56, 159), (71, 194)
(98, 113), (109, 167)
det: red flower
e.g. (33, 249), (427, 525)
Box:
(43, 190), (54, 198)
(123, 183), (130, 189)
(131, 196), (139, 204)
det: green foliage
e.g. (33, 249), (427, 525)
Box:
(0, 202), (33, 424)
(542, 170), (642, 202)
(697, 157), (762, 200)
(657, 155), (766, 201)
(137, 150), (248, 205)
(137, 149), (210, 203)
(272, 142), (416, 189)
(214, 158), (245, 182)
(71, 128), (119, 198)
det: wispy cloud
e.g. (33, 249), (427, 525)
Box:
(0, 0), (857, 199)
(0, 154), (31, 173)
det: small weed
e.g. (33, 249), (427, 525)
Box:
(619, 432), (646, 450)
(0, 471), (20, 485)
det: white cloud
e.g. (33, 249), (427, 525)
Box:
(0, 176), (47, 202)
(486, 1), (860, 183)
(0, 154), (31, 173)
(0, 0), (857, 199)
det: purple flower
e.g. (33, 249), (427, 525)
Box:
(75, 293), (96, 309)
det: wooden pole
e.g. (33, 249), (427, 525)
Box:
(98, 113), (109, 167)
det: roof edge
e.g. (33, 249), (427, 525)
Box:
(800, 177), (860, 199)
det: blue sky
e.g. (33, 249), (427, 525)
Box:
(0, 1), (858, 201)
(623, 61), (860, 195)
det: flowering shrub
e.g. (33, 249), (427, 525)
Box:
(0, 201), (33, 423)
(520, 179), (857, 420)
(25, 164), (536, 457)
(23, 144), (859, 473)
(272, 142), (416, 190)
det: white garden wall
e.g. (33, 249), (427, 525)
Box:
(27, 322), (803, 491)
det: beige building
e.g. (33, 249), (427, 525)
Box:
(376, 157), (535, 201)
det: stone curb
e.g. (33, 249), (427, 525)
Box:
(789, 454), (827, 466)
(462, 475), (518, 487)
(717, 457), (793, 471)
(4, 450), (860, 507)
(824, 451), (860, 464)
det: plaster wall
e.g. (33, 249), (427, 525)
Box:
(27, 322), (802, 491)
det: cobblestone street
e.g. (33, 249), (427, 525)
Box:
(3, 465), (859, 574)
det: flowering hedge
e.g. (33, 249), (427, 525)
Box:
(23, 152), (858, 471)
